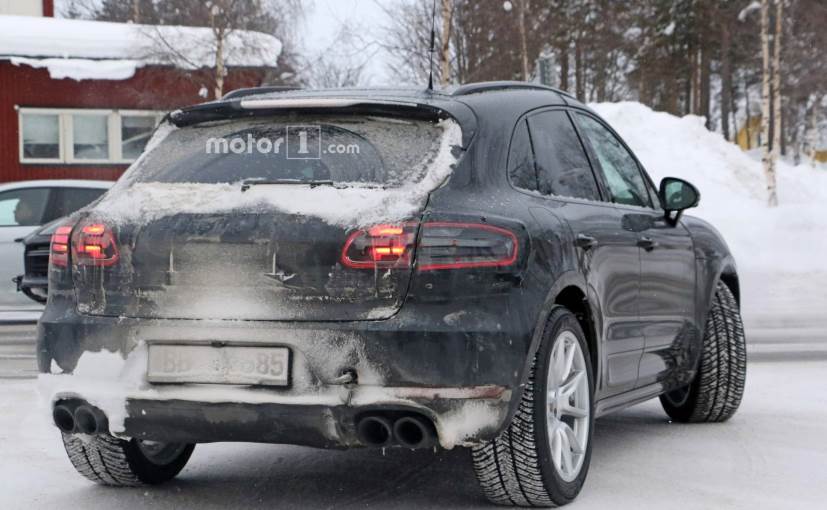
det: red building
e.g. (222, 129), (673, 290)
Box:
(0, 1), (282, 183)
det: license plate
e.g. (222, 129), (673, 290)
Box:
(147, 344), (290, 386)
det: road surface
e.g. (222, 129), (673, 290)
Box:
(1, 323), (826, 509)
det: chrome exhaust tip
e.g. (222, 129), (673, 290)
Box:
(393, 416), (434, 449)
(73, 405), (108, 435)
(356, 416), (394, 447)
(53, 404), (76, 433)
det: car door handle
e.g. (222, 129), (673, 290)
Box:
(637, 236), (658, 251)
(575, 233), (598, 250)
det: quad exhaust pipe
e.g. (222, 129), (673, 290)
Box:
(52, 401), (108, 435)
(356, 413), (435, 449)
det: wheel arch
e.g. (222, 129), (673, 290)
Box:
(498, 272), (600, 435)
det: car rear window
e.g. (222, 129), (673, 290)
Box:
(132, 115), (448, 187)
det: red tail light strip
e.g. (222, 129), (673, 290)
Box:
(49, 225), (74, 267)
(417, 222), (518, 271)
(340, 221), (519, 271)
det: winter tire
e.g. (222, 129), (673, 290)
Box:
(472, 306), (594, 507)
(660, 281), (747, 422)
(62, 432), (194, 486)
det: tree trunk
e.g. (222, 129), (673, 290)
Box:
(700, 44), (711, 129)
(517, 0), (530, 81)
(559, 39), (569, 91)
(439, 0), (453, 86)
(214, 29), (226, 99)
(744, 80), (752, 149)
(811, 94), (821, 168)
(760, 0), (778, 207)
(771, 0), (783, 172)
(574, 37), (584, 101)
(720, 22), (733, 140)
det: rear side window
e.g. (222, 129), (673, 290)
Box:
(132, 116), (451, 187)
(575, 113), (652, 208)
(507, 120), (538, 191)
(527, 110), (601, 201)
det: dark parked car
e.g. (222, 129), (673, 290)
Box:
(14, 218), (67, 303)
(38, 83), (746, 506)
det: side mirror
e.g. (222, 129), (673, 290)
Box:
(659, 177), (700, 224)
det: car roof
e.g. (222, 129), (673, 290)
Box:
(175, 82), (591, 148)
(0, 180), (113, 193)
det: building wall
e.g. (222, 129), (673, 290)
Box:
(0, 0), (42, 16)
(0, 62), (267, 183)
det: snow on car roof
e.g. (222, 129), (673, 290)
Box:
(0, 15), (281, 81)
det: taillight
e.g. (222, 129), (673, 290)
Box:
(49, 225), (74, 267)
(341, 221), (519, 271)
(417, 222), (518, 271)
(341, 223), (417, 269)
(71, 222), (120, 267)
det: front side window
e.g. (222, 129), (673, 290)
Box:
(21, 114), (60, 160)
(0, 188), (51, 227)
(121, 115), (158, 160)
(575, 113), (652, 208)
(527, 110), (601, 201)
(72, 114), (110, 160)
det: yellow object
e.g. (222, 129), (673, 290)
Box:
(736, 116), (763, 150)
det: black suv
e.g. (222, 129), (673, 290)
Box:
(38, 82), (746, 506)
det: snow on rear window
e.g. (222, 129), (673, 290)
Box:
(132, 115), (446, 188)
(96, 118), (461, 228)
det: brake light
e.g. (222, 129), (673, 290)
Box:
(341, 222), (519, 271)
(341, 223), (417, 269)
(49, 225), (74, 267)
(71, 222), (120, 267)
(417, 222), (518, 271)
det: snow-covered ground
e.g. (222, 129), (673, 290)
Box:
(592, 102), (827, 328)
(1, 358), (825, 509)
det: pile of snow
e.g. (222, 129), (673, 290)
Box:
(0, 15), (281, 81)
(591, 102), (827, 275)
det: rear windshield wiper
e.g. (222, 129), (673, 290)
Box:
(240, 179), (335, 192)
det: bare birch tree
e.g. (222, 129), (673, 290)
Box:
(439, 0), (454, 86)
(517, 0), (530, 81)
(770, 0), (783, 206)
(760, 0), (778, 207)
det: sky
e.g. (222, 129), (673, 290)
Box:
(300, 0), (393, 85)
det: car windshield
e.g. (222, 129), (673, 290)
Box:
(133, 115), (448, 188)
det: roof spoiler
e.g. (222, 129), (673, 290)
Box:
(169, 98), (450, 128)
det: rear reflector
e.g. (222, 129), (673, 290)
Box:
(49, 225), (74, 267)
(341, 222), (518, 271)
(417, 222), (518, 271)
(71, 222), (120, 267)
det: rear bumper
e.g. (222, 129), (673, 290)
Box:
(37, 301), (533, 449)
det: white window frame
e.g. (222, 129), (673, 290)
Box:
(17, 108), (64, 164)
(116, 110), (165, 163)
(17, 107), (164, 165)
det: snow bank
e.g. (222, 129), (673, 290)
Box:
(97, 119), (462, 228)
(590, 102), (827, 274)
(0, 15), (281, 81)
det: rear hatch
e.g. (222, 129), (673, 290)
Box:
(72, 112), (462, 320)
